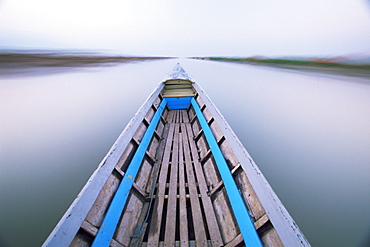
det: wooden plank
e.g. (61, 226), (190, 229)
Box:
(178, 110), (183, 123)
(192, 82), (309, 246)
(132, 137), (158, 162)
(181, 123), (208, 246)
(166, 110), (175, 123)
(184, 123), (223, 246)
(147, 134), (160, 160)
(164, 123), (180, 246)
(224, 234), (243, 247)
(147, 123), (175, 246)
(133, 122), (148, 143)
(70, 234), (91, 247)
(163, 79), (193, 85)
(195, 95), (205, 109)
(154, 129), (162, 140)
(129, 202), (150, 247)
(202, 157), (221, 193)
(110, 239), (125, 247)
(135, 158), (154, 193)
(254, 214), (269, 230)
(131, 120), (171, 246)
(212, 189), (239, 243)
(194, 129), (203, 142)
(261, 228), (284, 247)
(235, 171), (265, 220)
(114, 166), (125, 177)
(199, 147), (211, 164)
(190, 98), (262, 247)
(208, 118), (225, 145)
(91, 99), (168, 247)
(85, 173), (120, 228)
(199, 136), (224, 165)
(130, 222), (148, 247)
(71, 231), (124, 247)
(144, 105), (156, 124)
(146, 123), (171, 194)
(116, 142), (136, 173)
(218, 140), (239, 170)
(151, 103), (158, 111)
(192, 128), (209, 159)
(208, 163), (241, 197)
(131, 137), (156, 163)
(189, 113), (197, 124)
(162, 89), (195, 97)
(164, 84), (193, 89)
(143, 117), (151, 127)
(114, 194), (144, 246)
(174, 110), (180, 123)
(181, 109), (190, 123)
(160, 115), (167, 124)
(178, 132), (189, 246)
(81, 220), (98, 237)
(132, 181), (148, 201)
(177, 110), (183, 123)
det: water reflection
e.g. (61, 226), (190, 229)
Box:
(0, 59), (369, 247)
(0, 50), (168, 78)
(0, 60), (168, 247)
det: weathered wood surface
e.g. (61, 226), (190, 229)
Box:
(43, 83), (165, 247)
(45, 74), (309, 247)
(184, 122), (223, 246)
(65, 104), (288, 247)
(181, 121), (208, 246)
(164, 122), (179, 246)
(193, 82), (309, 246)
(178, 132), (189, 246)
(147, 122), (175, 246)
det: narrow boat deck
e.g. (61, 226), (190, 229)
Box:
(44, 64), (309, 247)
(70, 96), (282, 247)
(145, 109), (222, 246)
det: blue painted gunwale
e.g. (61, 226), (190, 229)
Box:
(192, 82), (310, 246)
(42, 82), (165, 247)
(91, 98), (168, 247)
(92, 95), (262, 247)
(191, 97), (263, 247)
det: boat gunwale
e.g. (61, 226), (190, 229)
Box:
(42, 82), (165, 247)
(192, 82), (310, 246)
(43, 72), (310, 246)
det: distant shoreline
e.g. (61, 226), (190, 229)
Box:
(0, 52), (169, 68)
(0, 52), (171, 77)
(199, 57), (370, 79)
(2, 52), (370, 79)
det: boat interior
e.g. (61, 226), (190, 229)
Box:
(69, 78), (283, 246)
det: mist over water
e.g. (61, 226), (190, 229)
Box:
(1, 59), (369, 246)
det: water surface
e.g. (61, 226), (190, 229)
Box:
(0, 59), (369, 246)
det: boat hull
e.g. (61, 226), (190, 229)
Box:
(43, 66), (309, 247)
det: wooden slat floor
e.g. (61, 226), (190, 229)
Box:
(71, 103), (283, 247)
(143, 109), (224, 247)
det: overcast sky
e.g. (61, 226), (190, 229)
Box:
(1, 0), (370, 57)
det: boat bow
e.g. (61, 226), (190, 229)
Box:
(43, 64), (310, 247)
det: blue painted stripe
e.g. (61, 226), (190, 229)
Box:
(191, 98), (263, 247)
(165, 96), (192, 110)
(91, 98), (167, 247)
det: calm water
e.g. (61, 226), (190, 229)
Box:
(0, 59), (369, 247)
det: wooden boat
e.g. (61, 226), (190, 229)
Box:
(43, 64), (309, 247)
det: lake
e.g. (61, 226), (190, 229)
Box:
(0, 59), (369, 246)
